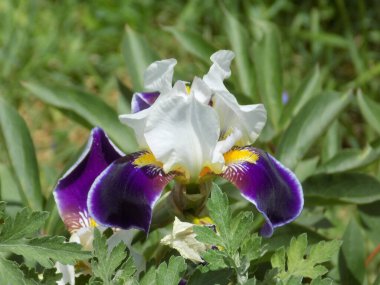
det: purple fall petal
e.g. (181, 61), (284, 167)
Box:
(131, 92), (160, 113)
(87, 151), (174, 233)
(222, 147), (303, 237)
(54, 127), (124, 232)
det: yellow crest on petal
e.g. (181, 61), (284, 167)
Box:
(224, 148), (259, 165)
(133, 151), (163, 168)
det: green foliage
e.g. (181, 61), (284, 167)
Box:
(89, 228), (137, 285)
(194, 184), (264, 284)
(0, 98), (43, 211)
(0, 201), (89, 284)
(270, 234), (341, 283)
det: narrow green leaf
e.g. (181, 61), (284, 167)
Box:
(357, 91), (380, 135)
(224, 10), (256, 99)
(164, 27), (214, 62)
(294, 156), (319, 182)
(339, 220), (365, 285)
(277, 91), (352, 169)
(321, 120), (341, 163)
(23, 82), (137, 152)
(303, 173), (380, 205)
(0, 98), (43, 210)
(317, 142), (380, 174)
(251, 19), (283, 128)
(280, 66), (321, 129)
(122, 25), (158, 90)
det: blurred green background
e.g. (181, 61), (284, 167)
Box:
(1, 0), (380, 282)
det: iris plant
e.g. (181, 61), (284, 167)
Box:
(54, 50), (303, 239)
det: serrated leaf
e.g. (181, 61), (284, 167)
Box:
(303, 173), (380, 205)
(23, 82), (137, 152)
(156, 256), (187, 285)
(310, 277), (334, 285)
(0, 209), (48, 241)
(206, 183), (232, 247)
(230, 211), (254, 253)
(287, 234), (308, 273)
(91, 229), (130, 284)
(194, 225), (223, 247)
(272, 234), (341, 281)
(339, 220), (365, 285)
(0, 98), (43, 211)
(1, 236), (90, 268)
(277, 91), (352, 169)
(140, 266), (156, 285)
(271, 247), (286, 271)
(201, 249), (229, 271)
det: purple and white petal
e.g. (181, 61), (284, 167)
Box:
(131, 92), (160, 113)
(54, 127), (123, 232)
(87, 151), (175, 233)
(222, 147), (303, 237)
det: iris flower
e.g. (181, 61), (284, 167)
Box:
(54, 50), (303, 238)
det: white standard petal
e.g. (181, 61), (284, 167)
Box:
(119, 108), (150, 147)
(144, 58), (177, 94)
(214, 91), (267, 145)
(190, 77), (212, 105)
(203, 50), (235, 91)
(144, 94), (220, 180)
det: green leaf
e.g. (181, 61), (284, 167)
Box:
(357, 90), (380, 135)
(0, 98), (43, 211)
(122, 25), (158, 90)
(310, 277), (334, 285)
(224, 10), (256, 99)
(0, 206), (90, 268)
(23, 82), (137, 152)
(321, 120), (341, 163)
(277, 91), (352, 169)
(0, 256), (26, 285)
(156, 256), (187, 285)
(206, 184), (232, 247)
(294, 156), (319, 182)
(0, 208), (48, 241)
(193, 225), (224, 247)
(280, 66), (321, 129)
(201, 250), (229, 271)
(251, 19), (283, 128)
(164, 27), (214, 62)
(230, 211), (254, 253)
(1, 236), (90, 268)
(303, 173), (380, 205)
(140, 267), (156, 285)
(272, 234), (341, 281)
(317, 142), (380, 174)
(339, 220), (365, 285)
(91, 228), (131, 284)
